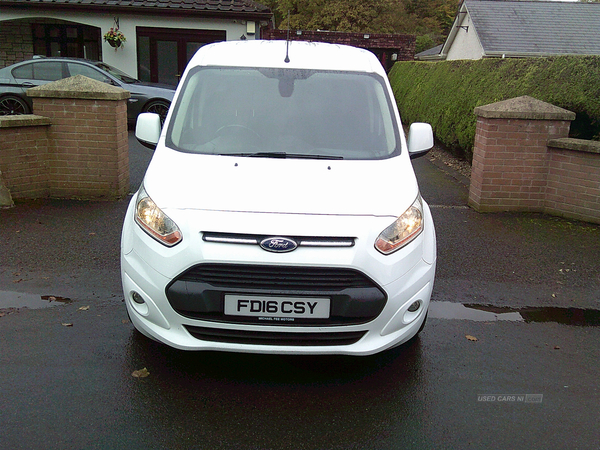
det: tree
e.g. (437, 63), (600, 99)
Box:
(266, 0), (404, 33)
(262, 0), (459, 49)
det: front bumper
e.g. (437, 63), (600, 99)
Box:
(121, 199), (436, 356)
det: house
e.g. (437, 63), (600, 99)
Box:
(0, 0), (273, 84)
(425, 0), (600, 61)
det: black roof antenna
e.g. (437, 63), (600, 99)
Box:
(284, 10), (291, 63)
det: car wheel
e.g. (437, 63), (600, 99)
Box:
(143, 100), (170, 126)
(0, 95), (31, 115)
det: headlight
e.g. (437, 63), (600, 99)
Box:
(134, 185), (182, 247)
(375, 195), (424, 255)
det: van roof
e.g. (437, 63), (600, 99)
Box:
(188, 40), (385, 75)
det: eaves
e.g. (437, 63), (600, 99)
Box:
(483, 51), (600, 59)
(0, 0), (273, 21)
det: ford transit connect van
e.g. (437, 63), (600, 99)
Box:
(122, 40), (436, 355)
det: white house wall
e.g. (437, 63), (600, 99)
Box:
(1, 8), (256, 76)
(446, 13), (484, 61)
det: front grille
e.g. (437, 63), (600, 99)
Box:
(185, 325), (367, 346)
(167, 264), (387, 326)
(177, 264), (375, 291)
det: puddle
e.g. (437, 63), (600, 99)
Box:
(429, 301), (600, 326)
(0, 290), (72, 310)
(429, 302), (524, 322)
(1, 291), (598, 326)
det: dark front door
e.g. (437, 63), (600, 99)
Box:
(137, 28), (226, 86)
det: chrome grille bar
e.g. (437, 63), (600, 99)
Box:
(202, 232), (355, 247)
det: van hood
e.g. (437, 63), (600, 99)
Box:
(143, 148), (419, 217)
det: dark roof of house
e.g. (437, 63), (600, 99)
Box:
(0, 0), (271, 18)
(465, 0), (600, 56)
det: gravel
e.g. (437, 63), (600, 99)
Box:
(427, 144), (472, 179)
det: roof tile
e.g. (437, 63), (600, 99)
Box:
(0, 0), (270, 13)
(466, 0), (600, 56)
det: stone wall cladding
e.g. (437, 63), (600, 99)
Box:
(0, 19), (34, 67)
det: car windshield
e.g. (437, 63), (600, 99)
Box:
(166, 67), (400, 160)
(93, 62), (139, 84)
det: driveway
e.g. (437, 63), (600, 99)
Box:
(0, 133), (599, 449)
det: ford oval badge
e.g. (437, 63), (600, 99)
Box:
(260, 237), (298, 253)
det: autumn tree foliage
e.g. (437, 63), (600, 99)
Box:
(261, 0), (460, 51)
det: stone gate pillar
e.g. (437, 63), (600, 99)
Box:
(469, 96), (575, 213)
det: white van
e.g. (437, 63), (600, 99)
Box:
(122, 40), (436, 355)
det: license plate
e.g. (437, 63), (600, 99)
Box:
(224, 295), (330, 319)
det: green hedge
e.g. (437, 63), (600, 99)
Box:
(388, 56), (600, 162)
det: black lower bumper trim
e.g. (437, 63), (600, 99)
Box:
(167, 264), (387, 326)
(185, 325), (367, 346)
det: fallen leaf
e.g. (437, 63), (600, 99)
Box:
(122, 319), (130, 324)
(0, 313), (5, 317)
(61, 323), (73, 327)
(12, 279), (23, 284)
(78, 306), (90, 311)
(48, 296), (56, 301)
(466, 335), (478, 342)
(132, 367), (150, 378)
(554, 346), (560, 350)
(89, 232), (96, 236)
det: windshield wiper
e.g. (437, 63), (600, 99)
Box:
(224, 152), (343, 160)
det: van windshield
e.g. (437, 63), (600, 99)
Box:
(166, 67), (400, 160)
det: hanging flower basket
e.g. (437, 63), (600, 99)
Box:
(103, 28), (126, 50)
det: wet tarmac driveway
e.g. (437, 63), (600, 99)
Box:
(0, 134), (599, 449)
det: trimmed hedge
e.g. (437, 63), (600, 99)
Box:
(388, 56), (600, 162)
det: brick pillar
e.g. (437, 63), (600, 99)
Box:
(27, 75), (130, 200)
(469, 96), (575, 213)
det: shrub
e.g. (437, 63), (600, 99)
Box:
(388, 56), (600, 162)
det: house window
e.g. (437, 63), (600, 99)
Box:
(32, 23), (101, 60)
(136, 27), (226, 86)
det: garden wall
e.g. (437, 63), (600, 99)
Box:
(469, 96), (600, 224)
(0, 75), (129, 203)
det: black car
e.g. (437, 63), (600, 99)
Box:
(0, 57), (175, 123)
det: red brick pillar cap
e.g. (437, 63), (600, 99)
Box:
(474, 95), (575, 121)
(26, 74), (130, 100)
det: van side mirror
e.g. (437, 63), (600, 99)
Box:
(135, 112), (161, 150)
(407, 122), (434, 160)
